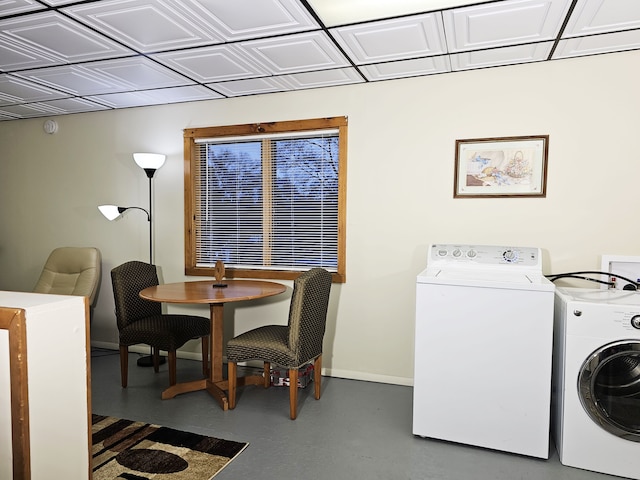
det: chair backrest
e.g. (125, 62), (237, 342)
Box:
(33, 247), (101, 306)
(110, 261), (162, 330)
(287, 268), (332, 365)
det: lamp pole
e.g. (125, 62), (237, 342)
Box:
(133, 153), (165, 264)
(133, 153), (166, 367)
(99, 153), (165, 368)
(146, 173), (153, 264)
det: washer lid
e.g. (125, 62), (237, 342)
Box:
(417, 267), (555, 292)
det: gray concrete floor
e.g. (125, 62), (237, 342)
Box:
(90, 348), (615, 480)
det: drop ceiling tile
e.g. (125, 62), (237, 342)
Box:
(330, 13), (446, 65)
(151, 44), (269, 82)
(14, 65), (130, 95)
(39, 0), (79, 5)
(563, 0), (640, 37)
(443, 0), (572, 52)
(451, 41), (553, 70)
(33, 97), (111, 114)
(207, 77), (291, 97)
(84, 91), (165, 108)
(0, 102), (63, 118)
(0, 74), (70, 105)
(84, 57), (195, 90)
(0, 111), (19, 120)
(0, 0), (45, 17)
(0, 11), (134, 62)
(360, 55), (451, 81)
(0, 36), (61, 71)
(87, 84), (221, 108)
(279, 67), (364, 89)
(179, 0), (319, 41)
(141, 85), (223, 102)
(62, 0), (223, 53)
(553, 29), (640, 58)
(307, 0), (475, 27)
(239, 31), (350, 74)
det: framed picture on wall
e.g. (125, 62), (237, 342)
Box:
(454, 135), (549, 198)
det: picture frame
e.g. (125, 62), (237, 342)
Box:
(454, 135), (549, 198)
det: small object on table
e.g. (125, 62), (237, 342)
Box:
(213, 260), (227, 288)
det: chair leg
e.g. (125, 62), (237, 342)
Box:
(263, 362), (271, 388)
(228, 361), (237, 409)
(289, 368), (299, 420)
(201, 336), (209, 377)
(119, 345), (128, 388)
(168, 350), (177, 386)
(314, 355), (322, 400)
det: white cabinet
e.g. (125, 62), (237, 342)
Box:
(0, 292), (90, 480)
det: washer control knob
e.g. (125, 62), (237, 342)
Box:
(503, 249), (518, 262)
(437, 249), (448, 257)
(631, 315), (640, 329)
(452, 249), (462, 257)
(467, 249), (477, 258)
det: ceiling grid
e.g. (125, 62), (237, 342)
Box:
(0, 0), (638, 120)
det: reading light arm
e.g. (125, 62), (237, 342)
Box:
(98, 204), (152, 263)
(98, 204), (150, 222)
(119, 206), (151, 222)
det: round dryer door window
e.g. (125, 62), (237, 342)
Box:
(578, 340), (640, 441)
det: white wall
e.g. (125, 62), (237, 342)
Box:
(1, 50), (639, 385)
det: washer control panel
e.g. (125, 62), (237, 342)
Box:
(429, 244), (541, 267)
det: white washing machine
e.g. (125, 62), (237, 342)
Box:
(553, 287), (640, 479)
(413, 244), (555, 458)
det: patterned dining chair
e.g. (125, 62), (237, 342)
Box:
(111, 261), (210, 390)
(226, 267), (332, 419)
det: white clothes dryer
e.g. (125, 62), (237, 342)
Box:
(553, 287), (640, 479)
(413, 244), (555, 458)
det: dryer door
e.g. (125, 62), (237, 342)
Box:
(579, 340), (640, 441)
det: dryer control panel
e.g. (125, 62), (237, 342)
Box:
(428, 244), (541, 268)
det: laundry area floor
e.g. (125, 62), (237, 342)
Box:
(91, 349), (613, 480)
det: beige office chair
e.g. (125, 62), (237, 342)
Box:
(33, 247), (102, 307)
(226, 268), (332, 419)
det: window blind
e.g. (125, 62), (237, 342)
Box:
(194, 129), (339, 272)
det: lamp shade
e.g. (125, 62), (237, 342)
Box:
(133, 153), (166, 170)
(98, 204), (122, 221)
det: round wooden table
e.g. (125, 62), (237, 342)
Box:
(139, 279), (286, 409)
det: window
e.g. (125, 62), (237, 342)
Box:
(184, 117), (347, 282)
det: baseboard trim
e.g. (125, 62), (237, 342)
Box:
(323, 368), (413, 387)
(91, 341), (205, 361)
(90, 341), (413, 386)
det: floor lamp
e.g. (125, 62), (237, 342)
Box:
(99, 152), (166, 367)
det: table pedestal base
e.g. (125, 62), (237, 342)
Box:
(161, 374), (267, 410)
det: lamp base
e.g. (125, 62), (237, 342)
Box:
(137, 354), (166, 367)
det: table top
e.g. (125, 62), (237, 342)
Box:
(139, 279), (287, 305)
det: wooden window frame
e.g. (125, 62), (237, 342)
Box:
(184, 117), (347, 283)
